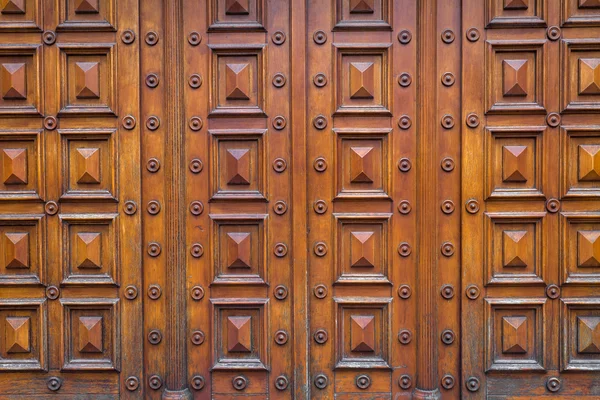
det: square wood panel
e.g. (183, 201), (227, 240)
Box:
(562, 0), (600, 26)
(561, 298), (600, 371)
(0, 215), (43, 286)
(0, 0), (41, 31)
(334, 0), (391, 30)
(486, 0), (546, 27)
(0, 130), (43, 201)
(57, 0), (116, 31)
(0, 44), (41, 116)
(208, 0), (265, 31)
(561, 126), (600, 198)
(560, 212), (600, 285)
(561, 40), (600, 113)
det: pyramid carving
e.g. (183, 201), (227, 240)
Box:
(579, 59), (600, 95)
(503, 230), (529, 268)
(350, 315), (375, 352)
(226, 232), (252, 268)
(76, 232), (102, 269)
(4, 232), (29, 269)
(1, 63), (26, 100)
(577, 316), (600, 354)
(2, 148), (27, 185)
(350, 146), (374, 183)
(226, 148), (250, 185)
(227, 316), (252, 352)
(504, 0), (529, 9)
(579, 0), (600, 9)
(76, 148), (101, 184)
(78, 316), (103, 353)
(349, 62), (375, 99)
(502, 315), (528, 354)
(74, 0), (100, 13)
(578, 144), (600, 181)
(502, 59), (528, 97)
(5, 316), (30, 353)
(75, 62), (100, 99)
(502, 145), (529, 182)
(225, 0), (249, 15)
(577, 230), (600, 268)
(350, 231), (375, 268)
(350, 0), (375, 13)
(0, 0), (25, 14)
(225, 63), (250, 100)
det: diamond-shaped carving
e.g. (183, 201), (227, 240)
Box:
(350, 231), (375, 268)
(579, 59), (600, 95)
(349, 62), (375, 99)
(350, 315), (375, 352)
(504, 0), (528, 9)
(76, 148), (101, 184)
(502, 315), (528, 354)
(577, 316), (600, 353)
(227, 315), (252, 352)
(225, 63), (250, 100)
(579, 0), (600, 9)
(4, 232), (28, 269)
(502, 145), (528, 182)
(350, 146), (374, 183)
(74, 0), (100, 13)
(578, 144), (600, 181)
(2, 148), (27, 185)
(76, 232), (102, 269)
(502, 59), (528, 97)
(78, 316), (103, 353)
(225, 0), (249, 14)
(226, 232), (251, 268)
(5, 316), (30, 353)
(75, 62), (100, 99)
(226, 148), (250, 185)
(1, 63), (26, 100)
(0, 0), (25, 14)
(503, 230), (529, 268)
(350, 0), (375, 13)
(578, 230), (600, 267)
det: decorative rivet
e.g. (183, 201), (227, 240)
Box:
(398, 158), (412, 172)
(398, 284), (412, 299)
(148, 375), (163, 390)
(125, 376), (139, 391)
(314, 284), (328, 299)
(466, 28), (480, 42)
(189, 201), (204, 216)
(148, 329), (162, 345)
(46, 286), (60, 300)
(233, 376), (248, 391)
(398, 30), (412, 44)
(147, 158), (160, 172)
(191, 243), (204, 258)
(398, 200), (412, 215)
(273, 73), (286, 88)
(121, 29), (136, 44)
(442, 72), (455, 87)
(274, 200), (288, 215)
(45, 201), (59, 215)
(274, 243), (288, 257)
(313, 115), (328, 130)
(147, 200), (161, 215)
(398, 242), (412, 257)
(44, 116), (57, 130)
(314, 374), (328, 389)
(191, 285), (204, 301)
(145, 31), (159, 46)
(441, 242), (455, 257)
(147, 242), (161, 257)
(273, 116), (287, 130)
(43, 30), (56, 45)
(441, 114), (455, 129)
(398, 375), (412, 390)
(188, 74), (202, 89)
(441, 329), (455, 345)
(274, 330), (289, 345)
(546, 198), (560, 213)
(122, 115), (136, 130)
(189, 159), (203, 173)
(273, 158), (287, 173)
(191, 375), (205, 390)
(189, 116), (203, 131)
(146, 73), (159, 88)
(124, 201), (137, 215)
(546, 284), (560, 299)
(441, 200), (455, 215)
(466, 377), (480, 392)
(47, 376), (62, 391)
(441, 284), (455, 299)
(313, 30), (327, 45)
(124, 285), (138, 300)
(466, 113), (480, 128)
(275, 375), (289, 391)
(314, 329), (328, 344)
(148, 284), (162, 300)
(398, 115), (412, 130)
(146, 116), (160, 131)
(398, 72), (412, 87)
(547, 112), (561, 127)
(314, 241), (328, 257)
(188, 31), (202, 46)
(314, 73), (328, 87)
(441, 29), (455, 44)
(466, 284), (480, 300)
(398, 329), (412, 344)
(191, 330), (205, 345)
(272, 30), (286, 45)
(274, 285), (288, 300)
(313, 200), (328, 214)
(466, 199), (480, 214)
(314, 157), (327, 172)
(547, 26), (561, 41)
(442, 374), (455, 390)
(546, 377), (561, 393)
(356, 375), (371, 390)
(441, 157), (455, 172)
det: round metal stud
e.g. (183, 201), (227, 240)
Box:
(466, 113), (480, 128)
(273, 116), (287, 130)
(441, 329), (455, 345)
(398, 158), (412, 172)
(273, 158), (287, 173)
(189, 158), (203, 173)
(466, 28), (480, 42)
(547, 112), (561, 127)
(274, 200), (288, 215)
(314, 284), (328, 299)
(148, 329), (162, 345)
(148, 284), (162, 300)
(274, 243), (288, 257)
(398, 285), (412, 299)
(398, 72), (412, 87)
(191, 375), (205, 391)
(124, 201), (137, 215)
(398, 200), (412, 215)
(191, 285), (204, 301)
(398, 329), (412, 344)
(47, 377), (62, 391)
(442, 29), (455, 44)
(275, 375), (289, 391)
(466, 284), (480, 300)
(190, 244), (204, 258)
(121, 29), (136, 44)
(188, 31), (201, 46)
(45, 201), (59, 215)
(122, 115), (136, 130)
(188, 74), (202, 89)
(313, 73), (327, 87)
(546, 198), (560, 213)
(441, 284), (455, 299)
(44, 116), (57, 130)
(147, 158), (160, 172)
(442, 72), (455, 87)
(273, 73), (286, 88)
(313, 30), (327, 45)
(189, 116), (203, 131)
(546, 284), (560, 299)
(147, 200), (161, 215)
(124, 285), (138, 300)
(147, 242), (161, 257)
(146, 73), (159, 88)
(441, 200), (455, 214)
(148, 375), (163, 390)
(274, 330), (288, 345)
(314, 374), (328, 389)
(466, 199), (480, 214)
(398, 115), (412, 130)
(441, 157), (455, 172)
(398, 242), (412, 257)
(189, 201), (204, 216)
(272, 30), (286, 45)
(274, 285), (288, 300)
(356, 375), (371, 390)
(314, 200), (328, 214)
(314, 329), (328, 344)
(441, 374), (455, 390)
(441, 242), (455, 257)
(466, 377), (480, 392)
(314, 241), (328, 257)
(191, 330), (205, 345)
(399, 375), (412, 390)
(146, 116), (160, 131)
(547, 26), (561, 41)
(313, 115), (328, 130)
(441, 114), (455, 129)
(546, 377), (561, 393)
(46, 286), (60, 300)
(314, 157), (327, 172)
(43, 30), (56, 45)
(126, 376), (139, 391)
(145, 31), (159, 46)
(398, 30), (412, 44)
(233, 376), (248, 391)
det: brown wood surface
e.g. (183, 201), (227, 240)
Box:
(0, 1), (598, 399)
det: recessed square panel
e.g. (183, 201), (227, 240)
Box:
(560, 212), (600, 285)
(561, 126), (600, 198)
(0, 215), (43, 285)
(209, 0), (265, 31)
(334, 0), (391, 30)
(211, 298), (268, 370)
(58, 44), (116, 116)
(484, 212), (546, 285)
(486, 40), (546, 114)
(59, 129), (117, 201)
(334, 128), (390, 199)
(209, 129), (266, 201)
(57, 0), (116, 31)
(486, 0), (546, 27)
(485, 126), (545, 199)
(561, 40), (600, 113)
(210, 214), (267, 285)
(209, 44), (265, 116)
(334, 213), (391, 284)
(0, 0), (41, 31)
(561, 298), (600, 371)
(562, 0), (600, 26)
(60, 298), (119, 370)
(334, 45), (390, 115)
(485, 298), (547, 371)
(0, 44), (41, 116)
(59, 214), (118, 286)
(335, 297), (391, 369)
(0, 130), (43, 200)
